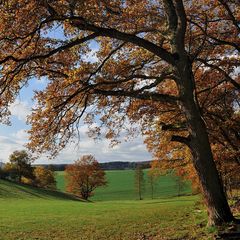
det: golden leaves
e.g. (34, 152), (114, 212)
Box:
(65, 155), (107, 199)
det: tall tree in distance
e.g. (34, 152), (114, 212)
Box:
(0, 0), (239, 225)
(148, 172), (155, 200)
(65, 155), (107, 200)
(135, 164), (145, 200)
(174, 169), (187, 197)
(148, 167), (160, 200)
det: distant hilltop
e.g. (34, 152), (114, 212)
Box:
(35, 161), (152, 171)
(100, 161), (151, 170)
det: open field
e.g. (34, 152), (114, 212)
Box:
(0, 179), (213, 240)
(56, 169), (192, 201)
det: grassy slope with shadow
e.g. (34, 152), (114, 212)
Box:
(0, 179), (79, 201)
(0, 179), (215, 240)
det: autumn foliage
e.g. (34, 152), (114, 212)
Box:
(65, 155), (107, 200)
(0, 0), (239, 225)
(34, 166), (56, 190)
(7, 150), (34, 183)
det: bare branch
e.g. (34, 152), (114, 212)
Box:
(0, 33), (99, 65)
(218, 0), (240, 32)
(197, 58), (240, 90)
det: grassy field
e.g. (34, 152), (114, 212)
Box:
(0, 179), (213, 240)
(56, 169), (192, 201)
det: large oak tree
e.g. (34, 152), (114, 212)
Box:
(0, 0), (239, 225)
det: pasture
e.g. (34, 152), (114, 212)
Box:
(0, 170), (214, 240)
(56, 169), (192, 201)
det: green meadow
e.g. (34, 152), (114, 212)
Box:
(0, 170), (214, 240)
(56, 169), (192, 201)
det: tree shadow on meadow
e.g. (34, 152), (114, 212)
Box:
(143, 195), (196, 205)
(0, 179), (83, 202)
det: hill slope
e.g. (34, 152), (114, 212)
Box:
(0, 179), (78, 201)
(0, 178), (210, 239)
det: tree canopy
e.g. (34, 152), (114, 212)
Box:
(0, 0), (239, 225)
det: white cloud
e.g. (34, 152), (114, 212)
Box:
(0, 135), (27, 163)
(46, 132), (152, 164)
(11, 129), (29, 143)
(0, 126), (152, 165)
(9, 100), (31, 122)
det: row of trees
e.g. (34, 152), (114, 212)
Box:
(135, 164), (186, 200)
(149, 150), (240, 199)
(64, 156), (187, 201)
(2, 152), (179, 201)
(0, 150), (56, 189)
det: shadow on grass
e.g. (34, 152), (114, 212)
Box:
(143, 195), (196, 205)
(0, 179), (83, 202)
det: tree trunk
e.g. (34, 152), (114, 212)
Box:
(176, 54), (235, 225)
(189, 114), (234, 226)
(151, 179), (154, 199)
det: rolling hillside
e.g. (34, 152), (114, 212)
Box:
(56, 169), (192, 201)
(0, 179), (210, 240)
(0, 179), (78, 201)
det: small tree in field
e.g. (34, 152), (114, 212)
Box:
(135, 164), (145, 200)
(147, 171), (159, 200)
(9, 150), (34, 183)
(65, 155), (107, 200)
(34, 166), (56, 190)
(175, 175), (187, 197)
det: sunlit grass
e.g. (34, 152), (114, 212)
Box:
(56, 169), (192, 201)
(0, 179), (211, 240)
(0, 171), (213, 240)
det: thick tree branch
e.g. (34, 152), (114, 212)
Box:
(161, 122), (188, 131)
(171, 135), (191, 145)
(68, 16), (175, 65)
(162, 0), (178, 34)
(93, 88), (178, 104)
(174, 0), (187, 48)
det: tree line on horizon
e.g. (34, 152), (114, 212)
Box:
(0, 151), (190, 201)
(23, 161), (151, 172)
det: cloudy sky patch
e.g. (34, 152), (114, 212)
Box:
(0, 66), (152, 165)
(9, 100), (31, 122)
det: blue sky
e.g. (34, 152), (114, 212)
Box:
(0, 26), (152, 164)
(0, 77), (152, 164)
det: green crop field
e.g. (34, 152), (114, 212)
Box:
(0, 179), (213, 240)
(56, 169), (192, 201)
